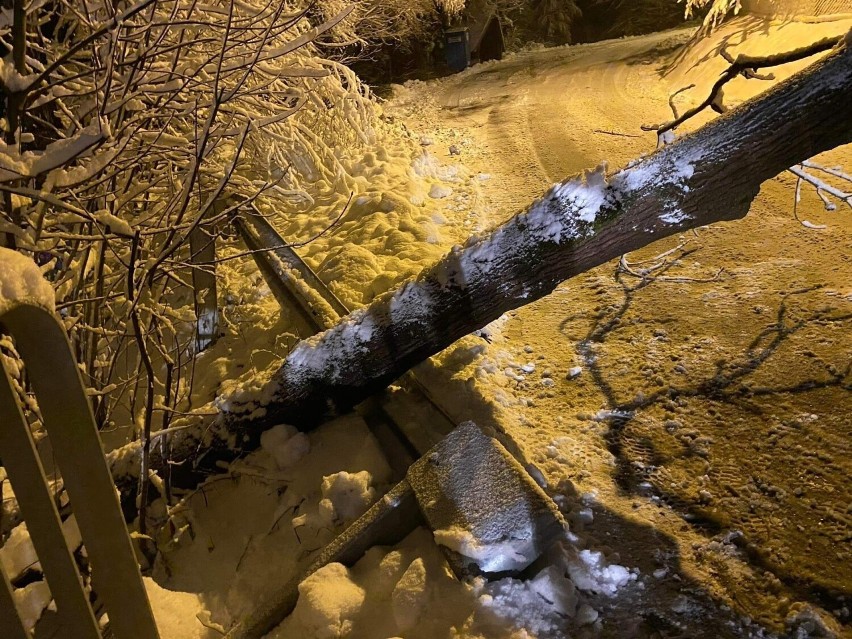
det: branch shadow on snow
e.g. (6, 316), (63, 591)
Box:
(556, 243), (851, 629)
(410, 339), (766, 638)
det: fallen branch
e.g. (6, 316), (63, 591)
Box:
(643, 35), (844, 135)
(106, 33), (852, 500)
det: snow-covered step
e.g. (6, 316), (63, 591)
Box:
(408, 421), (567, 577)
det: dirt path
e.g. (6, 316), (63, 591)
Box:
(392, 22), (852, 637)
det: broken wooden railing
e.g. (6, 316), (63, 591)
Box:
(232, 203), (460, 458)
(0, 298), (159, 638)
(225, 205), (566, 637)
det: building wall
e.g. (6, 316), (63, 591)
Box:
(742, 0), (852, 17)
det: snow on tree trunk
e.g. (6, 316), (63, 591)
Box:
(108, 36), (852, 494)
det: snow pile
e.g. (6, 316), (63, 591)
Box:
(270, 528), (471, 639)
(318, 470), (376, 526)
(564, 548), (636, 596)
(289, 563), (366, 639)
(273, 526), (639, 639)
(13, 581), (52, 631)
(473, 566), (578, 638)
(260, 423), (310, 469)
(151, 415), (392, 631)
(0, 248), (55, 315)
(143, 578), (220, 639)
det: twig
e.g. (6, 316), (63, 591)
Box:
(644, 36), (843, 134)
(235, 534), (253, 572)
(195, 613), (226, 636)
(593, 129), (641, 139)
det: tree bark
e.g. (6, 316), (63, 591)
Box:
(108, 35), (852, 492)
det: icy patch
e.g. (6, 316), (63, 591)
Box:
(0, 248), (55, 314)
(566, 549), (636, 595)
(473, 566), (577, 638)
(318, 471), (375, 526)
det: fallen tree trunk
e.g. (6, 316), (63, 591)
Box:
(109, 34), (852, 492)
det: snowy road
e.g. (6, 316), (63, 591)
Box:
(437, 32), (681, 215)
(396, 20), (852, 637)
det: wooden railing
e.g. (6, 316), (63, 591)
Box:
(0, 300), (159, 638)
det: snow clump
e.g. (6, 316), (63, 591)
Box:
(473, 565), (578, 638)
(318, 470), (376, 526)
(390, 557), (429, 631)
(429, 183), (453, 199)
(0, 247), (55, 314)
(565, 548), (636, 595)
(289, 563), (365, 639)
(259, 424), (310, 469)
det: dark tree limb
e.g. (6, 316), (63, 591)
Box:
(107, 33), (852, 494)
(643, 34), (845, 134)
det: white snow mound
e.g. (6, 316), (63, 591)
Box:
(260, 424), (310, 469)
(290, 563), (365, 639)
(0, 248), (54, 314)
(566, 548), (635, 595)
(318, 470), (375, 525)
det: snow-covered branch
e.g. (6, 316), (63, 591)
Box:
(0, 1), (380, 528)
(104, 35), (852, 496)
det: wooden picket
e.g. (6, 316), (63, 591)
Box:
(0, 301), (159, 638)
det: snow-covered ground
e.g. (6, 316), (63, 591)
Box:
(384, 17), (852, 639)
(3, 14), (851, 639)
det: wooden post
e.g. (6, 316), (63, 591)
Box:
(189, 203), (221, 352)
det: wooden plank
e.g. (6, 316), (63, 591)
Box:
(1, 305), (160, 639)
(0, 356), (101, 638)
(225, 480), (421, 639)
(240, 204), (350, 320)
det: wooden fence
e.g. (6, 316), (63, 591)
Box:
(0, 299), (159, 638)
